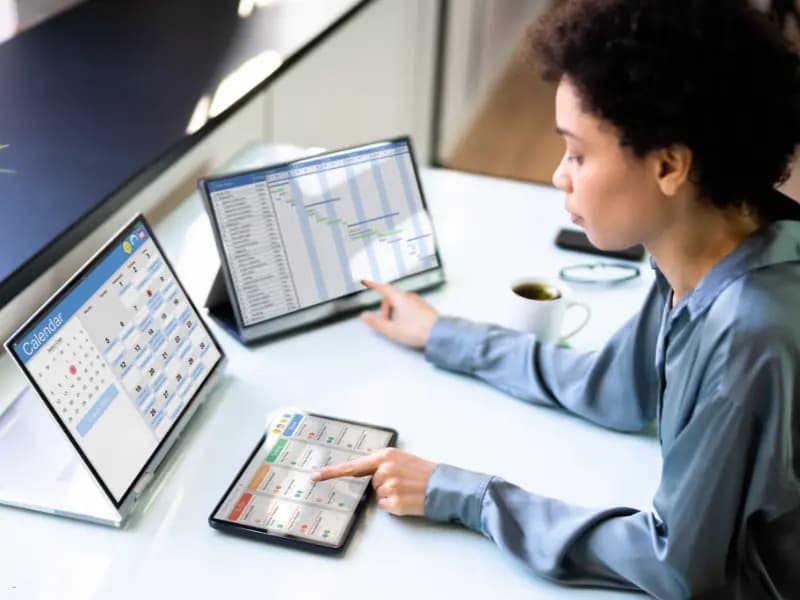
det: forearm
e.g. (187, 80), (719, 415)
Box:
(423, 315), (591, 405)
(424, 316), (653, 432)
(425, 464), (684, 598)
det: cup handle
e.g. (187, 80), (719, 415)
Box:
(559, 300), (591, 342)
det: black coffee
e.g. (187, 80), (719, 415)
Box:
(512, 282), (562, 301)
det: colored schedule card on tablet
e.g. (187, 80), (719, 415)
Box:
(210, 410), (397, 553)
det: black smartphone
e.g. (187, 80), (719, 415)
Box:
(555, 228), (645, 261)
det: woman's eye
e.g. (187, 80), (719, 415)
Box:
(566, 154), (583, 166)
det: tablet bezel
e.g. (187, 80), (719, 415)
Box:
(208, 412), (398, 554)
(3, 214), (227, 512)
(198, 136), (446, 344)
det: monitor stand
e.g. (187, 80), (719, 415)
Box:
(0, 385), (121, 526)
(205, 268), (245, 344)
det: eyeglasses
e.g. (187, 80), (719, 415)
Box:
(559, 261), (640, 285)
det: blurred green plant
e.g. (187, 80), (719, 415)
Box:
(0, 144), (14, 174)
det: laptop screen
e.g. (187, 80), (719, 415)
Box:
(204, 138), (441, 328)
(6, 218), (223, 505)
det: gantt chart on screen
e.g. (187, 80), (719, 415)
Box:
(207, 141), (439, 327)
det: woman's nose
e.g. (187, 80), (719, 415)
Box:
(552, 158), (572, 193)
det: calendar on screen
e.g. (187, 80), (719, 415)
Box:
(7, 218), (222, 502)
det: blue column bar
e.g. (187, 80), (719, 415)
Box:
(345, 164), (382, 282)
(291, 178), (329, 302)
(394, 152), (435, 267)
(317, 171), (356, 294)
(370, 160), (407, 276)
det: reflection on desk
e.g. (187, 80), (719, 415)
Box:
(0, 144), (658, 599)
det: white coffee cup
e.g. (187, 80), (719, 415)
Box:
(507, 276), (590, 343)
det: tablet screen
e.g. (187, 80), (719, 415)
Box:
(203, 138), (440, 328)
(212, 411), (395, 548)
(5, 218), (223, 505)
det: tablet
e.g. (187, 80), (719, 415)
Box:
(209, 410), (397, 553)
(198, 136), (445, 343)
(3, 215), (225, 524)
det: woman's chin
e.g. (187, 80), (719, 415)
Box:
(584, 230), (621, 251)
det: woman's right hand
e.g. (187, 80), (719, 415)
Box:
(360, 279), (438, 349)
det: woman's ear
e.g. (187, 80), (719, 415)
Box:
(653, 145), (692, 196)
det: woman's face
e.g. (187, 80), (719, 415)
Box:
(552, 77), (670, 250)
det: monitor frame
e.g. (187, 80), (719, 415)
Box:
(3, 214), (227, 517)
(198, 135), (446, 345)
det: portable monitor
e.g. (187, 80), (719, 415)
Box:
(2, 215), (226, 526)
(199, 136), (445, 343)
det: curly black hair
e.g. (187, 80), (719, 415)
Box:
(531, 0), (800, 217)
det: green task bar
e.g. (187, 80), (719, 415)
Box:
(266, 438), (288, 463)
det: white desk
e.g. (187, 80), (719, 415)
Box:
(0, 144), (660, 599)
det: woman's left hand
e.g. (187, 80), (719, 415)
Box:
(311, 448), (436, 517)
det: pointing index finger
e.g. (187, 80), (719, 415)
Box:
(311, 453), (382, 481)
(361, 279), (398, 300)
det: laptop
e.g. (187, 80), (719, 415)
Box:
(1, 215), (226, 527)
(198, 136), (446, 344)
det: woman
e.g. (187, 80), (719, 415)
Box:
(313, 1), (800, 597)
